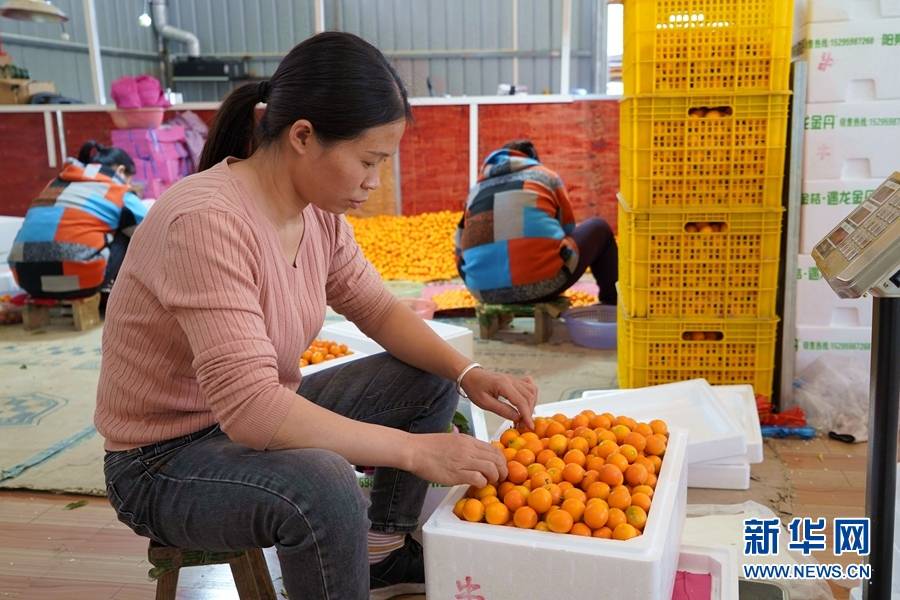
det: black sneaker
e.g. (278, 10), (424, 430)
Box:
(369, 534), (425, 599)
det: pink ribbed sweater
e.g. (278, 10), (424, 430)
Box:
(94, 159), (395, 451)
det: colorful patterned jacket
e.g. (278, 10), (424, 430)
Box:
(8, 159), (147, 295)
(455, 149), (578, 303)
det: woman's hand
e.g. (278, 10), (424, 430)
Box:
(408, 433), (508, 488)
(461, 368), (538, 431)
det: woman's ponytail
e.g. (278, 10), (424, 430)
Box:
(198, 82), (261, 171)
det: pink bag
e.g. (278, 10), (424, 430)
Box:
(110, 75), (170, 109)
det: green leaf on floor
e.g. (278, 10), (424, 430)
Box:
(63, 500), (88, 510)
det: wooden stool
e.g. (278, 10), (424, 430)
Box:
(22, 293), (101, 331)
(148, 542), (278, 600)
(475, 297), (570, 344)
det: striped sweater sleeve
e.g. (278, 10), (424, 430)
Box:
(158, 210), (296, 450)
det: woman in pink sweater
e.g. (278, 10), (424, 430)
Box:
(95, 32), (536, 600)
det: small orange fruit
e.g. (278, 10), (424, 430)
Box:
(545, 420), (566, 437)
(646, 473), (658, 488)
(595, 440), (619, 458)
(535, 521), (549, 532)
(607, 507), (627, 530)
(561, 498), (586, 521)
(567, 436), (589, 455)
(608, 487), (632, 510)
(624, 432), (647, 453)
(613, 523), (639, 540)
(586, 455), (606, 472)
(591, 414), (612, 430)
(474, 484), (497, 499)
(632, 485), (654, 498)
(618, 444), (639, 463)
(544, 483), (563, 505)
(631, 492), (652, 512)
(598, 464), (624, 487)
(513, 506), (538, 529)
(533, 418), (550, 438)
(625, 506), (648, 530)
(500, 429), (519, 446)
(625, 464), (649, 486)
(583, 500), (610, 529)
(593, 526), (613, 538)
(530, 471), (553, 489)
(570, 523), (592, 536)
(563, 487), (587, 503)
(635, 423), (654, 436)
(498, 481), (516, 498)
(536, 449), (556, 465)
(548, 434), (568, 456)
(650, 419), (668, 436)
(503, 489), (527, 511)
(484, 501), (510, 525)
(546, 508), (574, 533)
(576, 427), (598, 448)
(546, 457), (566, 471)
(545, 467), (563, 483)
(645, 434), (667, 457)
(596, 429), (617, 444)
(634, 456), (656, 476)
(562, 463), (585, 485)
(527, 487), (553, 514)
(581, 469), (600, 491)
(508, 437), (526, 450)
(572, 414), (590, 429)
(502, 448), (517, 461)
(515, 449), (535, 467)
(524, 438), (544, 456)
(647, 455), (663, 474)
(558, 481), (574, 493)
(507, 461), (528, 484)
(564, 449), (587, 467)
(462, 498), (485, 522)
(607, 453), (630, 473)
(586, 481), (611, 500)
(482, 496), (499, 505)
(527, 462), (546, 477)
(611, 424), (631, 443)
(453, 498), (467, 518)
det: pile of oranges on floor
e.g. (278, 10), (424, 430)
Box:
(347, 211), (461, 281)
(299, 339), (352, 367)
(454, 410), (668, 541)
(430, 288), (598, 311)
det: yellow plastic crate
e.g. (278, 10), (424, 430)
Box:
(619, 93), (790, 211)
(618, 200), (783, 319)
(623, 0), (793, 95)
(617, 311), (778, 398)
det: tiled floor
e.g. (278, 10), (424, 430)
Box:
(0, 436), (869, 599)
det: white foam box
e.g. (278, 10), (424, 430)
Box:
(802, 18), (900, 102)
(678, 543), (740, 600)
(800, 178), (882, 253)
(579, 384), (761, 490)
(795, 324), (872, 372)
(805, 0), (900, 24)
(423, 427), (688, 600)
(803, 100), (900, 180)
(319, 318), (474, 359)
(796, 254), (873, 327)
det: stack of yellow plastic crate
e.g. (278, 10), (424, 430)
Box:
(617, 0), (793, 398)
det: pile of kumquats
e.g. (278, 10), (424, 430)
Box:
(299, 339), (352, 367)
(454, 410), (669, 541)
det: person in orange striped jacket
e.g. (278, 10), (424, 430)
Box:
(7, 141), (147, 300)
(455, 139), (617, 305)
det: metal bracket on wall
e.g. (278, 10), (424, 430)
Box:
(42, 112), (57, 169)
(55, 111), (67, 167)
(777, 60), (808, 409)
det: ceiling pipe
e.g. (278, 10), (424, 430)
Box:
(150, 0), (199, 57)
